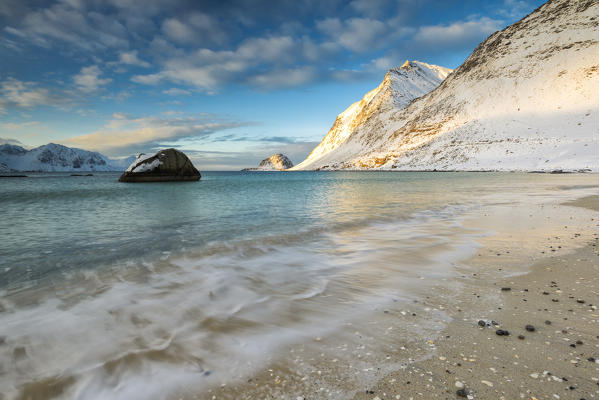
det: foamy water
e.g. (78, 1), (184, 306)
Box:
(1, 171), (597, 399)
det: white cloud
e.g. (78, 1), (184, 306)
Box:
(132, 35), (330, 90)
(162, 18), (193, 43)
(161, 12), (227, 46)
(414, 17), (503, 50)
(0, 136), (26, 145)
(117, 50), (151, 67)
(162, 88), (192, 96)
(248, 67), (316, 89)
(0, 78), (59, 112)
(74, 65), (112, 93)
(6, 1), (128, 51)
(61, 113), (247, 154)
(317, 17), (387, 53)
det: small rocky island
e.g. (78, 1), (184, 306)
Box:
(119, 148), (201, 182)
(242, 154), (293, 171)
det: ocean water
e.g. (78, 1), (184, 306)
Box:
(0, 171), (597, 399)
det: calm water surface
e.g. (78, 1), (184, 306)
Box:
(0, 171), (597, 399)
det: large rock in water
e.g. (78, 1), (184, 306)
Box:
(243, 154), (293, 171)
(118, 148), (201, 182)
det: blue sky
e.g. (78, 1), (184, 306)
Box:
(0, 0), (545, 169)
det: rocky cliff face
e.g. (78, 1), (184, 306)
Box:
(294, 0), (599, 171)
(244, 154), (294, 171)
(292, 61), (451, 170)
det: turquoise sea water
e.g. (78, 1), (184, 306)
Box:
(0, 171), (488, 288)
(0, 171), (597, 399)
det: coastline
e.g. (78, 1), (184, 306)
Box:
(189, 193), (599, 400)
(350, 195), (599, 400)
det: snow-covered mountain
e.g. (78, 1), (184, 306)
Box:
(243, 153), (294, 171)
(0, 143), (127, 172)
(293, 0), (599, 171)
(292, 61), (452, 170)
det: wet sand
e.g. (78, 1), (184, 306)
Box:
(182, 194), (599, 400)
(351, 199), (599, 400)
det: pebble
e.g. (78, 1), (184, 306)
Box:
(481, 380), (493, 387)
(525, 324), (536, 332)
(518, 334), (525, 340)
(455, 381), (464, 388)
(478, 320), (486, 327)
(456, 389), (469, 398)
(545, 320), (552, 325)
(501, 287), (512, 291)
(495, 329), (510, 336)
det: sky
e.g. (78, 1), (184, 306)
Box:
(0, 0), (546, 170)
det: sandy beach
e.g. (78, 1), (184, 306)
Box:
(188, 192), (599, 400)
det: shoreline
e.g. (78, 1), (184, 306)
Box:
(190, 193), (599, 400)
(350, 195), (599, 400)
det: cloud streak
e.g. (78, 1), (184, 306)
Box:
(61, 112), (249, 155)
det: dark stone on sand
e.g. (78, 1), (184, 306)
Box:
(518, 335), (525, 340)
(588, 357), (596, 362)
(501, 287), (511, 291)
(478, 320), (486, 327)
(576, 299), (585, 304)
(495, 329), (510, 336)
(119, 148), (201, 182)
(456, 389), (469, 397)
(525, 324), (535, 332)
(545, 320), (551, 325)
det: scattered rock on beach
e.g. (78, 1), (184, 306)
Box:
(495, 329), (510, 336)
(525, 324), (535, 332)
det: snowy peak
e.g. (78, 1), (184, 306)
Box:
(0, 142), (126, 172)
(244, 153), (294, 171)
(294, 0), (599, 171)
(292, 61), (452, 170)
(259, 153), (293, 170)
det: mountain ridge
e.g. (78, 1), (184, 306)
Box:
(0, 143), (134, 172)
(293, 0), (599, 171)
(292, 60), (452, 170)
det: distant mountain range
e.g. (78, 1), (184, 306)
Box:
(293, 0), (599, 171)
(0, 143), (134, 172)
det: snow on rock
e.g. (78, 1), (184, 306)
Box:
(125, 153), (155, 172)
(119, 148), (201, 182)
(257, 154), (294, 170)
(0, 143), (122, 172)
(292, 61), (451, 170)
(293, 0), (599, 172)
(243, 154), (294, 171)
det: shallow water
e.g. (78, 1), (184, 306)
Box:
(0, 171), (597, 399)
